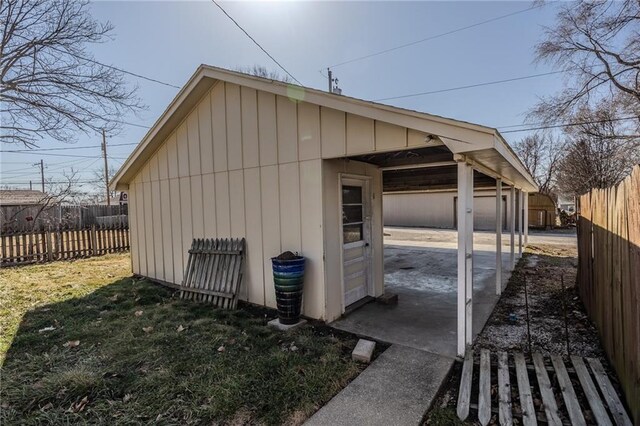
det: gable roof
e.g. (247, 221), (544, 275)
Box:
(111, 65), (536, 191)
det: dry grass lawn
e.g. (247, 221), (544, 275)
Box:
(0, 254), (364, 425)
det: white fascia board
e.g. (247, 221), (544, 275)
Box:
(493, 134), (538, 192)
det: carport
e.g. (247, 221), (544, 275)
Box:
(329, 143), (536, 357)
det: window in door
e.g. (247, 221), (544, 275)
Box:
(342, 185), (364, 244)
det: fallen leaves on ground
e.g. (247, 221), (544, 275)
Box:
(69, 396), (89, 413)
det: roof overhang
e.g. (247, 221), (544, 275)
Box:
(111, 65), (537, 192)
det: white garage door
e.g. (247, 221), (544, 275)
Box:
(454, 196), (507, 231)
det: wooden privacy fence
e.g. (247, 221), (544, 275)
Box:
(1, 224), (129, 267)
(577, 165), (640, 424)
(1, 204), (128, 233)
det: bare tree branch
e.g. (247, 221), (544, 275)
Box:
(235, 65), (293, 83)
(0, 0), (143, 147)
(513, 132), (563, 196)
(556, 101), (640, 195)
(531, 0), (640, 124)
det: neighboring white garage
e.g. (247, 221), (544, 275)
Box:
(384, 189), (513, 231)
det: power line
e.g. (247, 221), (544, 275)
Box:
(0, 152), (106, 159)
(56, 47), (180, 89)
(0, 151), (128, 159)
(11, 33), (181, 89)
(112, 119), (152, 129)
(2, 179), (103, 185)
(373, 70), (564, 102)
(498, 116), (639, 134)
(108, 155), (125, 163)
(496, 115), (637, 130)
(66, 51), (181, 88)
(0, 157), (92, 174)
(210, 0), (302, 85)
(0, 158), (102, 180)
(327, 4), (543, 69)
(76, 157), (103, 175)
(1, 142), (137, 153)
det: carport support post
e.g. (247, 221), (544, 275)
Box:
(495, 179), (502, 295)
(518, 190), (523, 256)
(523, 191), (529, 245)
(456, 159), (473, 357)
(510, 186), (516, 269)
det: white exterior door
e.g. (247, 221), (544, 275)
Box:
(341, 177), (371, 307)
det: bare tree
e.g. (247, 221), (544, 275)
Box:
(556, 102), (640, 195)
(0, 0), (143, 147)
(236, 65), (292, 83)
(529, 1), (640, 196)
(532, 0), (640, 123)
(513, 132), (563, 196)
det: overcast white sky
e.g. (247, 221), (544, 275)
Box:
(1, 1), (566, 190)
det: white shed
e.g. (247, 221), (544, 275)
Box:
(111, 65), (537, 356)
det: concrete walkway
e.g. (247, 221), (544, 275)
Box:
(305, 345), (453, 426)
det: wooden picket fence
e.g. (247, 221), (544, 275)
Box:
(0, 224), (129, 267)
(577, 165), (640, 425)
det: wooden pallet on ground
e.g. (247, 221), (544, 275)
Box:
(456, 349), (632, 426)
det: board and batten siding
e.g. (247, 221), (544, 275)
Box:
(127, 80), (428, 320)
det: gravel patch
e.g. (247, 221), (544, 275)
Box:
(473, 243), (604, 358)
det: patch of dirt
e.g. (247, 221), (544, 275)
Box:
(473, 243), (604, 358)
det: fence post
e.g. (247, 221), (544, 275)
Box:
(91, 224), (97, 256)
(56, 227), (62, 261)
(46, 226), (53, 262)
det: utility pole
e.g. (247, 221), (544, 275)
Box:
(101, 129), (110, 206)
(34, 160), (44, 192)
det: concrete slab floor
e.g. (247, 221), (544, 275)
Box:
(331, 227), (524, 358)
